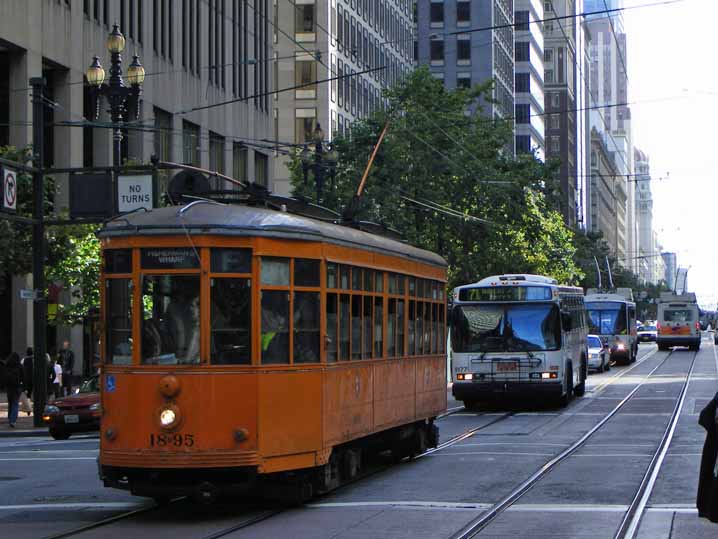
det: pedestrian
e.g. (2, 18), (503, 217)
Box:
(58, 340), (75, 396)
(4, 353), (23, 428)
(21, 347), (33, 399)
(697, 391), (718, 522)
(49, 357), (62, 399)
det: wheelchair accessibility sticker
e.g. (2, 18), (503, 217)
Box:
(106, 374), (116, 393)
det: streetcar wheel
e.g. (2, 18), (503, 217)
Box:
(50, 429), (71, 440)
(463, 400), (478, 411)
(658, 344), (669, 351)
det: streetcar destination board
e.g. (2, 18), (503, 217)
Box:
(141, 248), (199, 269)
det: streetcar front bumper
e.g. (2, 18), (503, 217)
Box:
(452, 380), (563, 401)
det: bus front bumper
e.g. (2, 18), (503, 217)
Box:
(452, 380), (563, 401)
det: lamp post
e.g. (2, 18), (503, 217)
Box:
(300, 123), (337, 203)
(86, 24), (145, 167)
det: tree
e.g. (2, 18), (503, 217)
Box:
(289, 68), (581, 289)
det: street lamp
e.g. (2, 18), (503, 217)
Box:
(300, 123), (337, 203)
(86, 24), (144, 167)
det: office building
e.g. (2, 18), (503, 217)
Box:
(0, 0), (273, 370)
(514, 0), (545, 159)
(416, 0), (514, 119)
(272, 0), (414, 195)
(662, 252), (678, 291)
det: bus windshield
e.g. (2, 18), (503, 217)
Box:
(586, 302), (627, 335)
(451, 303), (561, 353)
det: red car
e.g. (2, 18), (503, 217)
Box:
(43, 377), (100, 440)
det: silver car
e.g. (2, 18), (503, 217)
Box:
(587, 334), (610, 373)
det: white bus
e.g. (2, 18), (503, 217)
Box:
(450, 274), (588, 408)
(585, 288), (638, 365)
(657, 292), (701, 351)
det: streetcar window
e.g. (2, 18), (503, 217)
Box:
(339, 294), (350, 360)
(416, 303), (424, 354)
(375, 271), (384, 292)
(409, 278), (416, 296)
(432, 303), (439, 354)
(211, 248), (252, 273)
(424, 301), (432, 353)
(141, 275), (200, 365)
(210, 278), (251, 365)
(363, 296), (372, 358)
(104, 249), (132, 274)
(106, 279), (133, 365)
(374, 296), (384, 356)
(327, 263), (338, 289)
(261, 257), (290, 286)
(352, 295), (362, 359)
(408, 301), (416, 355)
(352, 267), (363, 291)
(340, 265), (350, 289)
(364, 269), (374, 291)
(397, 299), (405, 356)
(261, 290), (290, 364)
(388, 299), (396, 356)
(294, 258), (320, 287)
(326, 293), (338, 362)
(294, 292), (320, 363)
(439, 304), (445, 353)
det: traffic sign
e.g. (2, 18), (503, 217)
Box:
(20, 289), (37, 301)
(117, 174), (153, 213)
(2, 167), (17, 212)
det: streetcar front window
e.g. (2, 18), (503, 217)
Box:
(586, 302), (627, 335)
(106, 279), (133, 365)
(141, 275), (200, 365)
(451, 303), (561, 353)
(211, 278), (251, 365)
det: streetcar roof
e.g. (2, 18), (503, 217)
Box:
(98, 203), (448, 269)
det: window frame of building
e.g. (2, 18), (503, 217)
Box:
(515, 10), (529, 31)
(515, 42), (530, 62)
(295, 108), (317, 145)
(429, 1), (444, 27)
(457, 35), (471, 65)
(182, 120), (200, 166)
(295, 3), (316, 42)
(456, 1), (471, 26)
(209, 131), (226, 189)
(295, 54), (318, 100)
(430, 38), (445, 65)
(515, 103), (531, 124)
(254, 151), (268, 187)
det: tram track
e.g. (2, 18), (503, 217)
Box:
(448, 347), (693, 539)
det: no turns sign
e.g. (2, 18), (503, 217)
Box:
(2, 167), (17, 212)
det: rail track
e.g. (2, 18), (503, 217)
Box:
(448, 347), (697, 538)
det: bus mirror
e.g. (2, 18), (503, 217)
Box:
(561, 311), (572, 331)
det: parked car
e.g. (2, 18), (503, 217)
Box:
(587, 334), (610, 373)
(42, 376), (100, 440)
(637, 324), (658, 342)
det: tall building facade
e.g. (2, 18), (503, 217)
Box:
(662, 252), (678, 291)
(589, 126), (624, 259)
(543, 0), (590, 228)
(0, 0), (273, 370)
(272, 0), (414, 195)
(416, 0), (514, 119)
(634, 148), (655, 284)
(514, 0), (545, 159)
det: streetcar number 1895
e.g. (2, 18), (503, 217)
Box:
(149, 433), (195, 447)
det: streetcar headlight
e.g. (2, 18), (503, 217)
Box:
(159, 408), (177, 427)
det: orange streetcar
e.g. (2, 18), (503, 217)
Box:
(98, 200), (448, 502)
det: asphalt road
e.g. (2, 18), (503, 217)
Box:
(1, 340), (717, 538)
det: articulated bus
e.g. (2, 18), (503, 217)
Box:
(584, 288), (637, 364)
(657, 292), (701, 351)
(450, 274), (588, 409)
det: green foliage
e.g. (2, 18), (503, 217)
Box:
(289, 68), (582, 289)
(0, 146), (100, 324)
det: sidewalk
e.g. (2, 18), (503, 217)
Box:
(0, 391), (51, 437)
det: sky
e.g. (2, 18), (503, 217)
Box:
(624, 0), (718, 308)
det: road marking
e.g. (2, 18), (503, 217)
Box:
(308, 502), (632, 513)
(588, 347), (658, 395)
(428, 451), (554, 457)
(0, 502), (141, 511)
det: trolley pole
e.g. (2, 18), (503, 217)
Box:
(30, 77), (48, 427)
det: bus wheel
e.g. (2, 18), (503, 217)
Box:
(560, 367), (573, 407)
(574, 360), (586, 397)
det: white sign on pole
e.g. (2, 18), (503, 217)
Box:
(117, 174), (153, 213)
(20, 289), (35, 301)
(2, 167), (18, 212)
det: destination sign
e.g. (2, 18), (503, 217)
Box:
(141, 248), (199, 269)
(458, 286), (552, 302)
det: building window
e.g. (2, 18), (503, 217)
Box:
(545, 69), (554, 83)
(550, 135), (560, 153)
(153, 107), (172, 162)
(457, 36), (471, 64)
(255, 152), (268, 187)
(429, 2), (444, 26)
(233, 143), (248, 182)
(296, 3), (316, 39)
(516, 135), (531, 154)
(209, 132), (225, 189)
(544, 48), (553, 62)
(457, 1), (470, 25)
(551, 92), (560, 108)
(295, 57), (317, 99)
(515, 72), (530, 93)
(515, 42), (530, 62)
(551, 114), (560, 129)
(515, 10), (529, 31)
(430, 39), (444, 64)
(515, 104), (530, 124)
(295, 108), (317, 145)
(182, 120), (200, 166)
(456, 73), (471, 89)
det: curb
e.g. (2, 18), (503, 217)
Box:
(0, 429), (51, 438)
